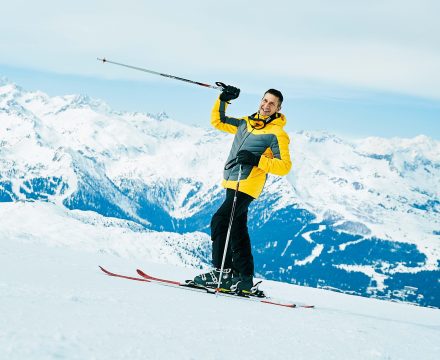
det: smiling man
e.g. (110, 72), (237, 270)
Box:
(193, 85), (292, 294)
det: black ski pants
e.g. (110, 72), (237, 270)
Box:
(211, 189), (254, 276)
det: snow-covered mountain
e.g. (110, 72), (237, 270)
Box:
(1, 78), (439, 307)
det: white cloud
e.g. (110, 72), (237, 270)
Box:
(1, 0), (439, 99)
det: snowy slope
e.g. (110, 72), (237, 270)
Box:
(1, 228), (439, 360)
(1, 77), (439, 306)
(0, 201), (211, 269)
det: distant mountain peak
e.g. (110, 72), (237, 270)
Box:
(0, 78), (24, 96)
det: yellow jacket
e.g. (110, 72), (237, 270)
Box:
(211, 97), (292, 199)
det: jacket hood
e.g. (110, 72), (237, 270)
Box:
(273, 113), (286, 127)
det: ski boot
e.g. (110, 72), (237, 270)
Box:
(192, 268), (233, 290)
(230, 275), (265, 297)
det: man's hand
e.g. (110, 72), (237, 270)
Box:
(236, 150), (260, 167)
(219, 84), (240, 102)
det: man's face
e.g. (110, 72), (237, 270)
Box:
(259, 93), (281, 117)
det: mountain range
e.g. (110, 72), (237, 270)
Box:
(1, 77), (438, 307)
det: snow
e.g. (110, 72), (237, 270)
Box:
(0, 202), (211, 268)
(295, 244), (324, 266)
(288, 131), (439, 265)
(281, 239), (292, 257)
(334, 264), (389, 291)
(1, 204), (439, 360)
(301, 225), (327, 243)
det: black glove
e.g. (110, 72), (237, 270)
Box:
(219, 84), (240, 102)
(236, 150), (260, 167)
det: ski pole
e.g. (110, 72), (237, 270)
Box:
(216, 165), (243, 293)
(97, 57), (224, 91)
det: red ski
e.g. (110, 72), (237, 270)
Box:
(99, 266), (314, 309)
(136, 269), (315, 309)
(99, 266), (150, 282)
(136, 269), (181, 285)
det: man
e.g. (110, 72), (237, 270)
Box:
(193, 84), (292, 294)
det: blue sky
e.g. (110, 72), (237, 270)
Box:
(1, 0), (439, 139)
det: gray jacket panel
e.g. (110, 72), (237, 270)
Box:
(223, 121), (277, 181)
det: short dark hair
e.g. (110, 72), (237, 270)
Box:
(264, 89), (283, 105)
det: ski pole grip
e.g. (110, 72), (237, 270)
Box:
(215, 82), (227, 90)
